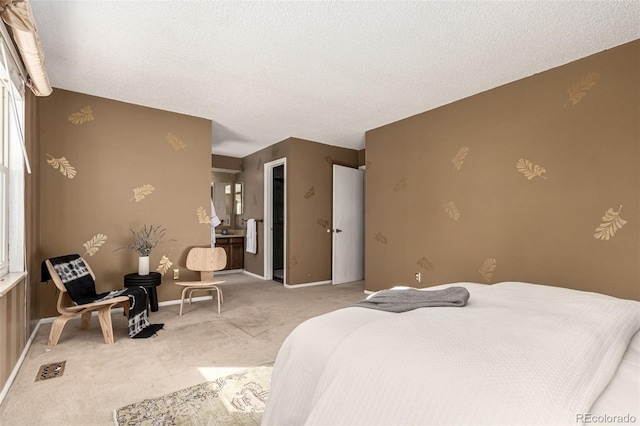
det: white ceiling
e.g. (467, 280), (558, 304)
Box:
(30, 1), (640, 158)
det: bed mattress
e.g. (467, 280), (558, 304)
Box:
(263, 282), (640, 425)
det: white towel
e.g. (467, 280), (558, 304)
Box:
(246, 219), (257, 254)
(210, 199), (221, 247)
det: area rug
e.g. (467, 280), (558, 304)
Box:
(113, 365), (272, 426)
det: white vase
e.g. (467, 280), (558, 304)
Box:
(138, 256), (150, 276)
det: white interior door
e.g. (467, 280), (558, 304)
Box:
(332, 165), (364, 284)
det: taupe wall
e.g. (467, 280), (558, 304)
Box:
(365, 40), (639, 300)
(288, 139), (358, 284)
(38, 89), (212, 317)
(0, 279), (26, 391)
(212, 154), (242, 171)
(238, 137), (358, 285)
(238, 139), (291, 278)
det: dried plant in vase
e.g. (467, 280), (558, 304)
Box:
(118, 225), (168, 275)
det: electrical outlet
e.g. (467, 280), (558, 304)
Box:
(173, 268), (179, 280)
(415, 272), (421, 282)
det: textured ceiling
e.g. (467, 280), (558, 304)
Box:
(30, 1), (640, 158)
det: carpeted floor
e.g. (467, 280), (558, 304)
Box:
(0, 273), (364, 425)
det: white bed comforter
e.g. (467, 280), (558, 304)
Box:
(263, 282), (640, 425)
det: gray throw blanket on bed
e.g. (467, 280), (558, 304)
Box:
(353, 286), (470, 312)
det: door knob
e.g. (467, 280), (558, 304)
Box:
(335, 229), (342, 233)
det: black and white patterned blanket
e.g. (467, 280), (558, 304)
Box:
(41, 254), (163, 338)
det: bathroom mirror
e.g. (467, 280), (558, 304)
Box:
(211, 182), (231, 226)
(234, 182), (244, 215)
(211, 181), (242, 226)
(224, 184), (233, 215)
(212, 167), (242, 227)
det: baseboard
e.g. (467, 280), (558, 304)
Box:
(38, 277), (353, 322)
(215, 269), (243, 275)
(157, 295), (212, 307)
(364, 290), (374, 295)
(284, 280), (331, 289)
(0, 321), (41, 408)
(242, 270), (265, 280)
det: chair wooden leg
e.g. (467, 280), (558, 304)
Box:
(97, 306), (115, 344)
(187, 288), (205, 304)
(179, 286), (224, 315)
(123, 301), (130, 317)
(80, 311), (91, 330)
(179, 287), (190, 316)
(48, 315), (73, 346)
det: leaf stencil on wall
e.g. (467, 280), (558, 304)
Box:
(452, 146), (469, 171)
(196, 206), (211, 225)
(167, 133), (187, 150)
(564, 72), (600, 107)
(289, 256), (298, 269)
(317, 218), (330, 229)
(67, 106), (94, 125)
(304, 186), (315, 199)
(594, 205), (627, 241)
(393, 177), (406, 192)
(374, 232), (388, 245)
(272, 148), (279, 158)
(82, 234), (107, 257)
(417, 256), (434, 271)
(156, 255), (173, 275)
(130, 184), (155, 202)
(479, 258), (497, 283)
(516, 158), (547, 180)
(256, 158), (263, 171)
(324, 155), (333, 164)
(46, 154), (76, 179)
(442, 201), (460, 221)
(253, 193), (258, 206)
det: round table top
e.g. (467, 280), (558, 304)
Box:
(124, 272), (161, 286)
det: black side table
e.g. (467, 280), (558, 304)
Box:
(124, 272), (162, 312)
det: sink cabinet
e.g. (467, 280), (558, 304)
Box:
(215, 236), (244, 270)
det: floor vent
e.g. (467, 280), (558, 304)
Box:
(35, 361), (66, 382)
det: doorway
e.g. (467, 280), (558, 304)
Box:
(264, 158), (286, 283)
(272, 165), (285, 282)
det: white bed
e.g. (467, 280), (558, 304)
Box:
(263, 282), (640, 425)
